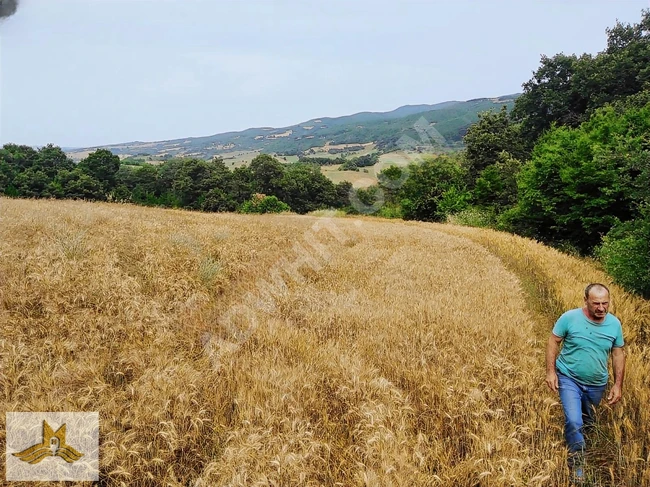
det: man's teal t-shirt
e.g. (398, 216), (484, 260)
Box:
(553, 308), (624, 386)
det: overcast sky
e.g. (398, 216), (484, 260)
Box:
(1, 0), (648, 148)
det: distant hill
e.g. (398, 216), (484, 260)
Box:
(66, 94), (520, 161)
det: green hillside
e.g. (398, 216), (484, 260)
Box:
(66, 95), (518, 161)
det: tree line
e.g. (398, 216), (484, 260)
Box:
(0, 148), (353, 215)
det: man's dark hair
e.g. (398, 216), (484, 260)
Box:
(585, 283), (610, 299)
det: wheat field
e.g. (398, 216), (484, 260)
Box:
(1, 197), (649, 486)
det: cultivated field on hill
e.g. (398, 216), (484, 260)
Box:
(320, 150), (428, 188)
(1, 198), (649, 486)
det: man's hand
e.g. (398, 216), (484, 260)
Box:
(609, 347), (625, 406)
(607, 384), (622, 405)
(545, 334), (562, 393)
(546, 371), (558, 392)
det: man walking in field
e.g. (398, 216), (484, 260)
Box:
(545, 283), (625, 482)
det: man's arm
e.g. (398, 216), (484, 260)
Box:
(607, 347), (626, 405)
(546, 334), (563, 392)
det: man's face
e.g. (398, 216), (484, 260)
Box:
(584, 288), (610, 321)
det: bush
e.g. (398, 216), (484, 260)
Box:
(399, 155), (468, 222)
(377, 203), (403, 219)
(436, 186), (471, 218)
(597, 215), (650, 298)
(446, 207), (497, 228)
(239, 194), (291, 214)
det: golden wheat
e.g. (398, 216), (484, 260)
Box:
(0, 197), (648, 486)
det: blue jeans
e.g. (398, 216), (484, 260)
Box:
(557, 372), (606, 453)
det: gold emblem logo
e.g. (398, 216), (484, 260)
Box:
(12, 420), (84, 464)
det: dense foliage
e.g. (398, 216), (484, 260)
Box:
(339, 153), (380, 171)
(506, 11), (650, 296)
(511, 11), (650, 151)
(511, 103), (649, 253)
(394, 155), (469, 222)
(0, 150), (351, 215)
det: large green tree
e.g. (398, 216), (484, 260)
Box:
(229, 166), (255, 205)
(78, 149), (121, 193)
(12, 168), (53, 198)
(472, 151), (521, 211)
(36, 144), (75, 178)
(279, 163), (337, 214)
(0, 144), (39, 194)
(249, 154), (285, 195)
(53, 168), (106, 200)
(0, 144), (39, 171)
(512, 102), (650, 253)
(115, 164), (160, 204)
(170, 158), (232, 209)
(511, 53), (590, 147)
(399, 155), (468, 222)
(463, 106), (526, 184)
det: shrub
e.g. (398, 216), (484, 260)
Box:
(597, 215), (650, 298)
(447, 207), (497, 228)
(436, 186), (471, 218)
(377, 203), (403, 219)
(239, 194), (291, 214)
(399, 155), (468, 222)
(201, 188), (236, 212)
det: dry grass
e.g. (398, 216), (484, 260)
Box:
(320, 165), (378, 188)
(0, 197), (648, 486)
(320, 151), (433, 188)
(377, 151), (424, 168)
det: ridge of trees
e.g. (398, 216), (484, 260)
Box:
(0, 148), (353, 215)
